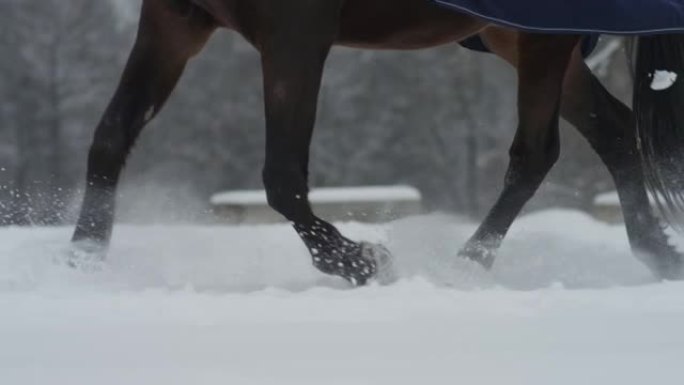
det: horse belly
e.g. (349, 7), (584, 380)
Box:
(337, 0), (484, 49)
(190, 0), (237, 28)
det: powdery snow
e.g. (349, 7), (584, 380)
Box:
(650, 70), (679, 91)
(1, 210), (684, 385)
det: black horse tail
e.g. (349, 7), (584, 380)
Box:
(634, 34), (684, 226)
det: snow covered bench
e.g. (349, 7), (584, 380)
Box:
(592, 191), (624, 224)
(210, 185), (423, 224)
(592, 190), (663, 224)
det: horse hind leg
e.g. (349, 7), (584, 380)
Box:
(71, 0), (215, 256)
(257, 2), (394, 286)
(459, 33), (580, 268)
(561, 48), (682, 279)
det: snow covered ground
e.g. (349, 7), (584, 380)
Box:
(1, 210), (684, 385)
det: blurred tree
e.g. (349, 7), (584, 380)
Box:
(0, 0), (126, 224)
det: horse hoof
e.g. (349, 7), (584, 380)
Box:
(360, 242), (398, 285)
(637, 247), (684, 281)
(458, 242), (496, 270)
(632, 224), (684, 280)
(65, 240), (107, 272)
(311, 241), (397, 287)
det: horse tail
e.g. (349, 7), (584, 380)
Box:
(634, 34), (684, 225)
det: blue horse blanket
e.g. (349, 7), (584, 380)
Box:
(434, 0), (684, 34)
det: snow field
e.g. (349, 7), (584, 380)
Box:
(1, 210), (683, 385)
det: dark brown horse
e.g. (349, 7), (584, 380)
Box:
(71, 0), (682, 284)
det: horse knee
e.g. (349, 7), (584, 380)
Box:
(262, 165), (312, 223)
(540, 143), (561, 172)
(511, 134), (559, 169)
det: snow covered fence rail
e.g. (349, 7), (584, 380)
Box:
(592, 190), (667, 224)
(592, 191), (624, 223)
(210, 185), (423, 224)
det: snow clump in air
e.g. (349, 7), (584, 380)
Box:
(650, 70), (678, 91)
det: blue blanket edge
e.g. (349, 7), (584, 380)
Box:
(460, 35), (600, 57)
(433, 0), (684, 35)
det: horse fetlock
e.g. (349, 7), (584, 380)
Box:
(310, 243), (396, 286)
(311, 243), (376, 286)
(296, 221), (394, 286)
(73, 196), (115, 245)
(72, 219), (112, 246)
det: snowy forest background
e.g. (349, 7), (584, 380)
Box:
(0, 0), (633, 226)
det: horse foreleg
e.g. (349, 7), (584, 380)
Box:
(257, 2), (393, 286)
(72, 0), (215, 252)
(459, 34), (580, 268)
(561, 49), (683, 279)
